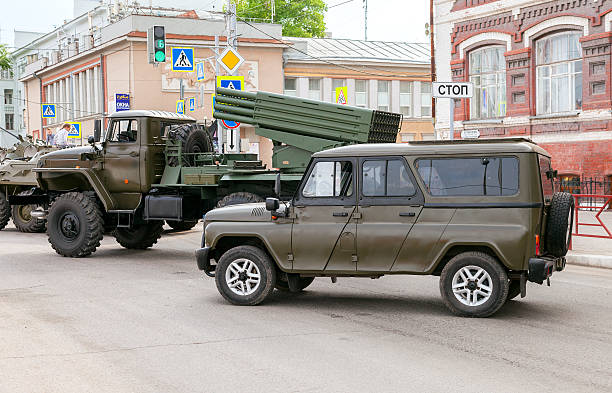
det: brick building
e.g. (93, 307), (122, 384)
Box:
(434, 0), (612, 187)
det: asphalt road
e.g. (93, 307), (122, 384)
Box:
(1, 222), (612, 393)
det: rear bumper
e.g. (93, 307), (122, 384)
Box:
(195, 247), (215, 277)
(528, 256), (565, 284)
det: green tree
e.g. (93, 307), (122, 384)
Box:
(236, 0), (327, 38)
(0, 44), (12, 71)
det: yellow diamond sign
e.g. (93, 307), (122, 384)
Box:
(218, 46), (244, 75)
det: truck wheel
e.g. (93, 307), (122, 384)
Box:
(506, 280), (521, 302)
(0, 191), (10, 230)
(546, 192), (574, 258)
(167, 123), (213, 166)
(215, 245), (277, 306)
(275, 276), (315, 292)
(11, 191), (46, 233)
(439, 252), (509, 317)
(216, 192), (264, 208)
(166, 220), (198, 231)
(114, 221), (164, 249)
(47, 192), (104, 257)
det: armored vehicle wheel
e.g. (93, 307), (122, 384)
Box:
(47, 192), (104, 257)
(114, 221), (164, 249)
(11, 191), (46, 233)
(167, 123), (213, 166)
(215, 245), (277, 306)
(0, 191), (10, 230)
(546, 192), (574, 258)
(166, 220), (198, 231)
(506, 280), (521, 301)
(439, 252), (509, 317)
(275, 276), (315, 292)
(216, 192), (264, 208)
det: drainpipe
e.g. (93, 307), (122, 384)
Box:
(34, 71), (44, 139)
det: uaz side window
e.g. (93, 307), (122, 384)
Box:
(416, 157), (519, 196)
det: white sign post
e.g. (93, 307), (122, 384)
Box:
(433, 82), (474, 141)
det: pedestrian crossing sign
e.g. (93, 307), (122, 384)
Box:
(196, 62), (205, 81)
(335, 86), (348, 105)
(66, 122), (81, 139)
(176, 99), (185, 114)
(41, 104), (56, 118)
(188, 97), (195, 112)
(216, 76), (244, 91)
(171, 47), (194, 72)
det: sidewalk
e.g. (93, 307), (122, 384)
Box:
(566, 210), (612, 269)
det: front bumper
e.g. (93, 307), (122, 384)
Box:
(528, 256), (565, 284)
(195, 247), (215, 277)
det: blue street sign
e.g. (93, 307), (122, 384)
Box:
(196, 62), (205, 81)
(171, 47), (194, 72)
(188, 97), (195, 112)
(66, 122), (81, 139)
(176, 99), (184, 114)
(41, 104), (56, 118)
(217, 76), (244, 128)
(115, 93), (130, 112)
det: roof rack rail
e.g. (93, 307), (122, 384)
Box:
(410, 137), (536, 145)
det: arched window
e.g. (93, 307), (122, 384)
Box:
(469, 46), (506, 119)
(536, 32), (582, 114)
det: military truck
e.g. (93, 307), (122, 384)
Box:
(10, 88), (401, 257)
(196, 138), (572, 317)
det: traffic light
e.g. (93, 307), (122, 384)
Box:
(147, 25), (166, 64)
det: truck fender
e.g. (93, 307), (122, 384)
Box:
(427, 241), (512, 274)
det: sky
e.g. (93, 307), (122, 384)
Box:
(0, 0), (429, 47)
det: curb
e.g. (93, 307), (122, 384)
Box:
(566, 253), (612, 269)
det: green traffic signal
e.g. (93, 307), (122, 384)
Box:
(155, 51), (166, 62)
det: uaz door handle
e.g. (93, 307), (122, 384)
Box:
(129, 151), (139, 157)
(332, 212), (349, 217)
(399, 212), (416, 217)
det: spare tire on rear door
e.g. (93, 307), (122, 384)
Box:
(545, 192), (574, 258)
(167, 122), (214, 166)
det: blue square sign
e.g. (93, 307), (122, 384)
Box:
(171, 47), (194, 72)
(42, 104), (56, 118)
(115, 93), (130, 112)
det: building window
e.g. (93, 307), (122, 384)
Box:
(469, 46), (506, 119)
(4, 89), (13, 105)
(331, 79), (346, 103)
(536, 32), (582, 114)
(377, 80), (390, 111)
(558, 174), (581, 194)
(400, 81), (412, 116)
(5, 114), (14, 130)
(308, 78), (321, 100)
(355, 79), (368, 107)
(284, 78), (297, 96)
(420, 83), (432, 117)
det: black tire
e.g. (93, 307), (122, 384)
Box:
(439, 251), (509, 317)
(47, 192), (104, 257)
(167, 123), (213, 166)
(215, 245), (277, 306)
(506, 280), (521, 301)
(546, 192), (574, 258)
(11, 191), (46, 233)
(216, 192), (264, 208)
(114, 221), (164, 249)
(0, 191), (10, 230)
(275, 276), (315, 292)
(166, 220), (198, 231)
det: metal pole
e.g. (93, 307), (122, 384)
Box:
(215, 35), (223, 153)
(179, 79), (184, 100)
(430, 0), (436, 139)
(449, 98), (454, 140)
(363, 0), (368, 41)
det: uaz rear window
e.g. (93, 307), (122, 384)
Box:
(416, 157), (519, 196)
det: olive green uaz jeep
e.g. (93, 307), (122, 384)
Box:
(196, 138), (572, 317)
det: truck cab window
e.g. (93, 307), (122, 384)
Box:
(109, 119), (138, 143)
(302, 161), (353, 198)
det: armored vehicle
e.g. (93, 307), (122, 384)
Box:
(196, 138), (572, 317)
(10, 89), (400, 257)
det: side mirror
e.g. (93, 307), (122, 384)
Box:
(93, 119), (102, 142)
(265, 197), (280, 212)
(546, 169), (558, 179)
(274, 172), (281, 197)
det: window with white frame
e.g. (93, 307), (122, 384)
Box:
(400, 81), (412, 116)
(331, 79), (346, 103)
(469, 46), (506, 119)
(536, 32), (582, 114)
(420, 83), (432, 117)
(284, 78), (297, 96)
(377, 80), (390, 111)
(308, 78), (322, 100)
(355, 79), (368, 107)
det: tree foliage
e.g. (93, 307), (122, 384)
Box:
(0, 44), (12, 71)
(236, 0), (327, 38)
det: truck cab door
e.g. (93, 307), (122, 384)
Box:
(102, 118), (142, 202)
(291, 158), (357, 272)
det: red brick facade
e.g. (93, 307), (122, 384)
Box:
(444, 0), (612, 179)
